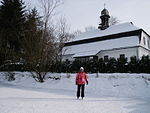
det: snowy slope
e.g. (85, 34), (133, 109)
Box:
(0, 72), (150, 113)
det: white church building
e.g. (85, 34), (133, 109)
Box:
(63, 8), (150, 61)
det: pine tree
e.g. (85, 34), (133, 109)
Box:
(25, 8), (42, 32)
(139, 55), (150, 73)
(128, 56), (139, 73)
(22, 8), (43, 68)
(98, 58), (106, 73)
(71, 59), (82, 72)
(89, 59), (98, 73)
(107, 57), (117, 73)
(0, 0), (26, 63)
(116, 57), (128, 73)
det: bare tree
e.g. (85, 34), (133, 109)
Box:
(55, 17), (73, 72)
(84, 26), (96, 32)
(22, 23), (56, 82)
(109, 16), (120, 26)
(38, 0), (62, 30)
(22, 7), (57, 82)
(73, 30), (82, 36)
(73, 26), (96, 37)
(21, 0), (62, 82)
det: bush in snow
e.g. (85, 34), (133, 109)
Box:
(97, 58), (106, 73)
(139, 55), (150, 73)
(128, 56), (139, 73)
(116, 57), (128, 73)
(107, 58), (117, 73)
(5, 72), (15, 81)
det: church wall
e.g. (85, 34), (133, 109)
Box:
(62, 54), (74, 61)
(140, 31), (150, 50)
(97, 47), (138, 61)
(138, 46), (150, 58)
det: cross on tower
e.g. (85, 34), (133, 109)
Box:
(104, 3), (106, 9)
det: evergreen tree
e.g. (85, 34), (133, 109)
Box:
(89, 59), (98, 73)
(98, 58), (106, 73)
(128, 56), (139, 73)
(139, 55), (150, 73)
(116, 57), (128, 73)
(0, 0), (26, 63)
(107, 57), (117, 73)
(71, 59), (83, 72)
(24, 8), (42, 32)
(22, 8), (43, 69)
(61, 60), (71, 73)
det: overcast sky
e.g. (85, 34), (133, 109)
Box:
(24, 0), (150, 34)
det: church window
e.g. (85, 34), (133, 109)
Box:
(148, 39), (150, 49)
(104, 55), (109, 61)
(93, 56), (98, 60)
(120, 54), (125, 59)
(143, 37), (146, 45)
(78, 57), (89, 62)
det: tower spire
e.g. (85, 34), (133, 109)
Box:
(98, 6), (110, 30)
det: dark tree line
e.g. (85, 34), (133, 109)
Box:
(56, 55), (150, 73)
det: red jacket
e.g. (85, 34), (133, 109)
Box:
(76, 72), (88, 85)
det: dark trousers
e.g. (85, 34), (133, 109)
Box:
(77, 84), (85, 98)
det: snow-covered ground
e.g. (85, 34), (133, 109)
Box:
(0, 72), (150, 113)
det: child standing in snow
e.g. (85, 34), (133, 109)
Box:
(76, 67), (88, 99)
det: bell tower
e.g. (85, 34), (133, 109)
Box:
(98, 5), (110, 30)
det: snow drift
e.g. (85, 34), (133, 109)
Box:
(0, 72), (150, 98)
(0, 72), (150, 113)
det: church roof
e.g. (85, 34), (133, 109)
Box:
(64, 36), (139, 57)
(68, 22), (140, 43)
(72, 50), (100, 58)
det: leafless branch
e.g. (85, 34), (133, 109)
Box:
(109, 16), (120, 26)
